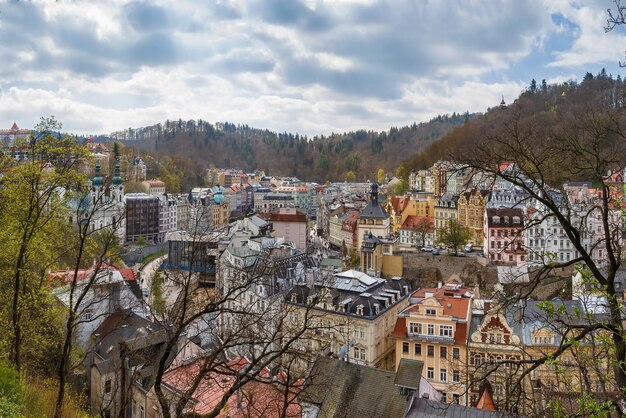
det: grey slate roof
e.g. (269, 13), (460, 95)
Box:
(406, 398), (518, 417)
(394, 359), (423, 390)
(359, 183), (388, 219)
(300, 357), (410, 418)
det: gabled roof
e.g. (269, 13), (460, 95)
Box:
(406, 398), (516, 417)
(300, 357), (410, 418)
(389, 196), (410, 214)
(476, 382), (496, 410)
(163, 356), (302, 417)
(401, 216), (434, 233)
(394, 359), (423, 389)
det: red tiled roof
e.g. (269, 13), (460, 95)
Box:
(260, 211), (307, 223)
(119, 268), (136, 281)
(48, 262), (134, 286)
(390, 196), (410, 214)
(391, 317), (408, 338)
(454, 322), (467, 345)
(162, 357), (302, 417)
(400, 216), (434, 233)
(475, 382), (496, 410)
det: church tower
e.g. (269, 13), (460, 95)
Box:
(356, 182), (390, 251)
(111, 158), (124, 204)
(91, 162), (104, 205)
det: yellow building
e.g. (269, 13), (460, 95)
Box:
(392, 280), (474, 404)
(457, 189), (490, 245)
(467, 303), (523, 411)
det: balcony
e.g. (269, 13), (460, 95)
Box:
(406, 333), (455, 344)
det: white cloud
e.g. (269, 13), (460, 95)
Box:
(0, 0), (612, 136)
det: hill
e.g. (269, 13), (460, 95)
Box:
(110, 113), (476, 183)
(404, 71), (626, 176)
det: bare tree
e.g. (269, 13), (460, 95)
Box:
(452, 95), (626, 414)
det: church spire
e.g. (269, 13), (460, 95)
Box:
(93, 162), (103, 187)
(112, 157), (122, 186)
(370, 182), (379, 205)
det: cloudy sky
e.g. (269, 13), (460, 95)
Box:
(0, 0), (625, 136)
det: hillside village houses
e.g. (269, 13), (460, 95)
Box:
(12, 124), (626, 418)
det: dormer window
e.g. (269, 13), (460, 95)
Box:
(374, 304), (380, 315)
(493, 216), (500, 224)
(306, 296), (313, 306)
(356, 304), (364, 316)
(512, 216), (520, 224)
(504, 216), (509, 224)
(425, 308), (436, 316)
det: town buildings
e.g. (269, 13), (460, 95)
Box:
(483, 208), (526, 265)
(89, 160), (126, 239)
(125, 193), (161, 243)
(0, 122), (31, 146)
(356, 183), (390, 251)
(285, 269), (411, 370)
(434, 193), (458, 241)
(392, 280), (474, 404)
(260, 208), (308, 252)
(143, 179), (166, 196)
(127, 157), (147, 182)
(457, 189), (490, 245)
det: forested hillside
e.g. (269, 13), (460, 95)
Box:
(112, 113), (475, 183)
(405, 71), (626, 174)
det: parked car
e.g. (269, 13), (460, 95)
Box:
(456, 251), (467, 257)
(431, 248), (440, 255)
(464, 243), (473, 253)
(421, 246), (435, 252)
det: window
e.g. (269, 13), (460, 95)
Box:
(427, 367), (434, 379)
(440, 346), (447, 359)
(474, 354), (482, 366)
(140, 406), (145, 418)
(453, 394), (460, 404)
(415, 344), (422, 355)
(427, 345), (434, 357)
(409, 322), (422, 334)
(440, 368), (447, 382)
(453, 370), (460, 382)
(402, 342), (409, 354)
(453, 348), (460, 359)
(104, 379), (112, 394)
(353, 347), (366, 361)
(425, 308), (436, 316)
(353, 326), (365, 339)
(440, 325), (452, 337)
(84, 309), (93, 321)
(427, 324), (435, 335)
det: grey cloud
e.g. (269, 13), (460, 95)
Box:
(129, 32), (179, 66)
(280, 55), (404, 100)
(213, 53), (275, 74)
(124, 2), (170, 32)
(212, 2), (241, 20)
(250, 0), (333, 32)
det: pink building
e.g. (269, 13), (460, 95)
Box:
(483, 208), (526, 265)
(260, 208), (308, 251)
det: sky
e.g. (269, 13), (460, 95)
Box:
(1, 0), (626, 136)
